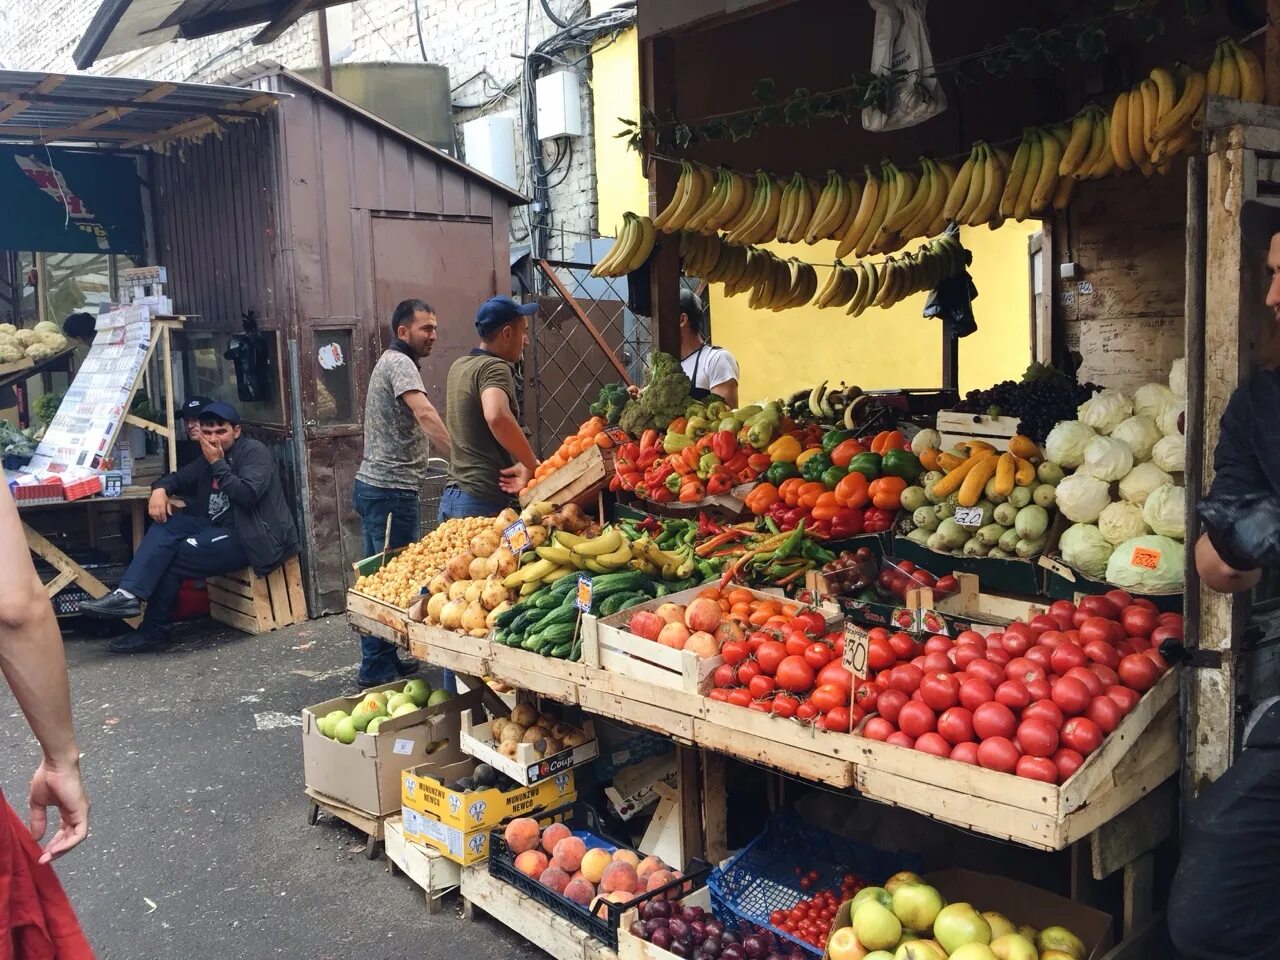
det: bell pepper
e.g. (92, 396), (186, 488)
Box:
(881, 448), (922, 482)
(746, 414), (779, 450)
(667, 417), (687, 436)
(846, 451), (883, 480)
(697, 451), (720, 480)
(682, 444), (701, 471)
(834, 471), (870, 509)
(800, 453), (833, 482)
(679, 481), (705, 504)
(640, 429), (658, 452)
(718, 417), (742, 433)
(665, 472), (682, 494)
(707, 469), (735, 496)
(766, 435), (802, 464)
(664, 432), (693, 454)
(747, 452), (772, 473)
(797, 481), (827, 509)
(821, 464), (848, 490)
(870, 430), (907, 454)
(829, 437), (867, 469)
(705, 400), (730, 421)
(795, 447), (824, 470)
(810, 492), (841, 522)
(712, 430), (739, 462)
(778, 477), (805, 507)
(768, 499), (790, 525)
(745, 482), (781, 514)
(765, 461), (799, 486)
(781, 506), (810, 531)
(868, 475), (908, 510)
(649, 483), (675, 503)
(862, 507), (896, 533)
(724, 451), (750, 474)
(830, 508), (865, 539)
(686, 416), (710, 437)
(822, 429), (856, 453)
(810, 518), (833, 540)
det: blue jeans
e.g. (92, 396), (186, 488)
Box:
(438, 485), (510, 521)
(352, 479), (419, 683)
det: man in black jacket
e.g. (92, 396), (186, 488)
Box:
(80, 401), (299, 653)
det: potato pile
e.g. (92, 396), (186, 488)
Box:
(490, 703), (590, 761)
(354, 515), (495, 608)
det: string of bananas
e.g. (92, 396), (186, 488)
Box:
(591, 212), (657, 278)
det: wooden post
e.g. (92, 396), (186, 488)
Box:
(1267, 0), (1280, 106)
(161, 324), (177, 469)
(675, 745), (704, 864)
(700, 750), (728, 866)
(641, 35), (681, 354)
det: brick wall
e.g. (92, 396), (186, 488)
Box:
(0, 0), (598, 258)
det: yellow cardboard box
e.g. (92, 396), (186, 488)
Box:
(401, 759), (576, 831)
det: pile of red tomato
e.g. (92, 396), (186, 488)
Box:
(706, 608), (862, 732)
(856, 589), (1178, 783)
(768, 871), (866, 950)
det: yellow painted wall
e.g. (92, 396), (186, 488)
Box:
(589, 28), (1038, 401)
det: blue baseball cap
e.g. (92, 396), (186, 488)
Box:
(476, 296), (537, 337)
(197, 401), (240, 425)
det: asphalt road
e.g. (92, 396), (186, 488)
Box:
(0, 615), (538, 960)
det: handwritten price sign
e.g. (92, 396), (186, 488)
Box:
(843, 623), (871, 680)
(575, 575), (594, 613)
(605, 426), (630, 445)
(503, 519), (530, 555)
(954, 507), (985, 528)
(1130, 545), (1162, 570)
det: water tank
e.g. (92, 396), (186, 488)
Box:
(297, 62), (455, 154)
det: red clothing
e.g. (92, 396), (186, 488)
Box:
(0, 793), (92, 959)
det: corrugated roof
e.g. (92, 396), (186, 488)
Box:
(0, 70), (281, 149)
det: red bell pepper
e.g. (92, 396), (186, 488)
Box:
(830, 508), (865, 539)
(747, 452), (772, 474)
(862, 507), (896, 533)
(707, 469), (734, 496)
(811, 518), (833, 539)
(711, 430), (739, 462)
(768, 499), (790, 525)
(649, 484), (675, 503)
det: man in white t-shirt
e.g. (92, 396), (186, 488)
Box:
(677, 289), (739, 407)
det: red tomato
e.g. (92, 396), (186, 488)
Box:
(987, 647), (1012, 667)
(720, 641), (748, 666)
(817, 661), (853, 693)
(897, 701), (937, 738)
(810, 683), (847, 714)
(920, 673), (961, 711)
(876, 688), (909, 725)
(868, 637), (896, 672)
(748, 675), (776, 699)
(804, 642), (834, 670)
(938, 707), (976, 745)
(1079, 617), (1116, 648)
(796, 701), (820, 723)
(863, 717), (894, 741)
(954, 630), (983, 645)
(995, 680), (1031, 711)
(708, 688), (730, 702)
(1084, 639), (1121, 670)
(1051, 676), (1091, 716)
(776, 656), (816, 693)
(1086, 695), (1123, 733)
(1050, 643), (1088, 675)
(1026, 678), (1052, 702)
(755, 640), (787, 675)
(967, 658), (1005, 688)
(1087, 661), (1119, 686)
(1157, 611), (1184, 629)
(959, 677), (996, 711)
(953, 643), (985, 669)
(925, 635), (953, 655)
(1143, 648), (1170, 671)
(1049, 600), (1077, 621)
(950, 742), (980, 764)
(749, 699), (772, 712)
(1118, 653), (1160, 692)
(1016, 755), (1059, 784)
(1115, 641), (1138, 659)
(1080, 595), (1121, 620)
(1053, 747), (1085, 782)
(888, 664), (924, 694)
(1023, 645), (1053, 673)
(915, 732), (951, 757)
(1029, 614), (1060, 637)
(1037, 630), (1066, 649)
(1015, 717), (1060, 757)
(822, 707), (852, 732)
(1106, 684), (1141, 714)
(972, 701), (1017, 740)
(737, 661), (762, 685)
(886, 731), (916, 749)
(746, 631), (772, 654)
(784, 633), (810, 657)
(713, 663), (737, 688)
(853, 682), (879, 713)
(1006, 657), (1047, 684)
(910, 655), (930, 672)
(976, 736), (1020, 773)
(1061, 716), (1104, 756)
(1065, 665), (1104, 697)
(921, 652), (953, 674)
(1002, 623), (1034, 656)
(1023, 699), (1065, 728)
(792, 610), (827, 636)
(868, 626), (891, 640)
(1150, 625), (1182, 648)
(1120, 606), (1157, 638)
(771, 694), (799, 718)
(887, 631), (916, 660)
(727, 688), (752, 708)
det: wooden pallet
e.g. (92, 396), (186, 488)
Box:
(519, 445), (616, 509)
(384, 815), (461, 913)
(208, 556), (307, 634)
(460, 864), (617, 960)
(305, 786), (389, 859)
(346, 590), (411, 647)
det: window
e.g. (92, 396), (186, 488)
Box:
(170, 329), (284, 425)
(314, 329), (355, 425)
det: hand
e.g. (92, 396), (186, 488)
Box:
(499, 463), (533, 494)
(28, 757), (88, 863)
(627, 384), (641, 400)
(199, 434), (223, 465)
(148, 489), (175, 523)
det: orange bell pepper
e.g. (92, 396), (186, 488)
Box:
(668, 417), (688, 435)
(778, 477), (805, 507)
(810, 492), (840, 521)
(834, 471), (869, 509)
(745, 482), (781, 515)
(868, 475), (908, 510)
(870, 430), (907, 455)
(797, 481), (827, 510)
(830, 437), (867, 468)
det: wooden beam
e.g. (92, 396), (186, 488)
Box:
(252, 0), (313, 45)
(1268, 0), (1280, 106)
(0, 101), (30, 122)
(1090, 779), (1177, 880)
(34, 75), (66, 95)
(536, 259), (636, 386)
(36, 82), (180, 145)
(117, 94), (277, 150)
(642, 35), (682, 354)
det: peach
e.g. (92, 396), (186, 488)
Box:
(592, 891), (633, 918)
(628, 610), (665, 641)
(684, 597), (723, 633)
(505, 818), (542, 855)
(552, 836), (587, 873)
(645, 869), (675, 897)
(600, 860), (639, 894)
(540, 822), (571, 855)
(580, 847), (612, 884)
(655, 602), (686, 625)
(563, 878), (596, 906)
(612, 849), (640, 867)
(515, 850), (549, 878)
(539, 866), (571, 894)
(683, 631), (719, 658)
(657, 622), (690, 650)
(636, 854), (666, 884)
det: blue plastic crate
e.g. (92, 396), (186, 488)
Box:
(708, 811), (921, 956)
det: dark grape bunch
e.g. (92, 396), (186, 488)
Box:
(955, 375), (1100, 444)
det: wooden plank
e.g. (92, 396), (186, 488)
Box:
(285, 557), (309, 620)
(577, 684), (695, 744)
(207, 588), (258, 619)
(485, 645), (584, 705)
(408, 622), (493, 660)
(384, 816), (461, 912)
(1058, 728), (1180, 849)
(1097, 913), (1164, 960)
(702, 698), (864, 763)
(44, 569), (77, 597)
(267, 567), (292, 625)
(460, 864), (601, 960)
(207, 575), (255, 600)
(1090, 779), (1177, 880)
(350, 610), (409, 648)
(306, 786), (386, 840)
(675, 746), (702, 869)
(1122, 853), (1154, 939)
(691, 718), (854, 789)
(700, 750), (728, 866)
(406, 635), (487, 676)
(210, 603), (262, 635)
(519, 445), (615, 508)
(577, 663), (707, 723)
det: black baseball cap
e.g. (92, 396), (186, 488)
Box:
(177, 396), (212, 419)
(1241, 198), (1280, 247)
(476, 296), (537, 337)
(197, 401), (240, 425)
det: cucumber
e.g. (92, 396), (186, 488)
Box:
(536, 604), (580, 630)
(493, 603), (522, 629)
(600, 590), (648, 616)
(547, 641), (573, 658)
(617, 593), (651, 613)
(528, 622), (575, 652)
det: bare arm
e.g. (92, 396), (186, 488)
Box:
(482, 387), (538, 493)
(401, 390), (451, 458)
(710, 379), (739, 408)
(1195, 532), (1262, 594)
(0, 470), (88, 861)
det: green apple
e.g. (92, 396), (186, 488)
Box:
(891, 883), (944, 932)
(334, 717), (357, 744)
(852, 901), (902, 953)
(982, 912), (1015, 940)
(884, 871), (924, 895)
(894, 941), (944, 960)
(865, 954), (895, 960)
(391, 701), (419, 718)
(369, 691), (390, 707)
(426, 688), (453, 707)
(948, 946), (997, 960)
(1016, 926), (1037, 943)
(366, 717), (386, 735)
(851, 886), (893, 913)
(989, 933), (1038, 960)
(933, 904), (991, 954)
(1036, 928), (1085, 960)
(386, 693), (413, 713)
(403, 678), (431, 707)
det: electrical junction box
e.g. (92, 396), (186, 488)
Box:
(461, 113), (518, 189)
(535, 70), (583, 139)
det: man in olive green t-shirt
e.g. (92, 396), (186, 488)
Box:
(440, 296), (540, 519)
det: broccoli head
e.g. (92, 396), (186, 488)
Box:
(617, 352), (693, 434)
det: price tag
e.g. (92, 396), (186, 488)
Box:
(954, 506), (985, 528)
(503, 519), (530, 555)
(605, 426), (630, 444)
(842, 622), (871, 680)
(392, 738), (414, 756)
(1130, 545), (1162, 570)
(101, 474), (122, 498)
(575, 575), (594, 613)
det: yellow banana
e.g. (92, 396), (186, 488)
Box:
(814, 262), (846, 308)
(1110, 91), (1133, 171)
(622, 215), (657, 273)
(1139, 80), (1160, 171)
(666, 163), (710, 232)
(969, 144), (1003, 227)
(846, 261), (873, 317)
(1088, 115), (1116, 179)
(1013, 130), (1042, 221)
(592, 214), (637, 277)
(718, 172), (755, 234)
(1000, 132), (1031, 219)
(956, 144), (989, 224)
(705, 170), (748, 233)
(1058, 110), (1094, 176)
(748, 174), (784, 244)
(830, 176), (863, 241)
(803, 170), (838, 243)
(1218, 41), (1240, 98)
(1030, 129), (1061, 212)
(944, 145), (979, 222)
(924, 160), (956, 236)
(788, 174), (815, 243)
(806, 170), (846, 244)
(854, 164), (894, 257)
(1127, 83), (1153, 175)
(1207, 42), (1223, 96)
(1149, 67), (1177, 128)
(1152, 68), (1206, 145)
(685, 169), (727, 233)
(1074, 109), (1105, 180)
(652, 161), (693, 232)
(837, 164), (880, 259)
(882, 159), (931, 235)
(1233, 41), (1264, 102)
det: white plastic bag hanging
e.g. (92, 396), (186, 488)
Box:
(862, 0), (947, 132)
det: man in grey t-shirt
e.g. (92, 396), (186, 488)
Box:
(352, 299), (450, 686)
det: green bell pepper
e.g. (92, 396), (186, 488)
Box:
(846, 451), (883, 480)
(663, 432), (693, 454)
(765, 461), (799, 486)
(697, 451), (720, 480)
(800, 452), (833, 482)
(881, 448), (922, 482)
(821, 464), (848, 490)
(821, 429), (856, 453)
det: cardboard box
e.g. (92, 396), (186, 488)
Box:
(402, 758), (577, 830)
(822, 868), (1113, 960)
(301, 684), (482, 817)
(402, 803), (573, 865)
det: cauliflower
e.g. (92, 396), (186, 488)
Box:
(0, 323), (14, 335)
(36, 331), (68, 352)
(24, 343), (54, 360)
(12, 329), (37, 348)
(0, 343), (21, 364)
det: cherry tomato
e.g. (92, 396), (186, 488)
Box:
(755, 640), (788, 675)
(1053, 747), (1085, 782)
(972, 701), (1016, 740)
(919, 672), (961, 711)
(1051, 676), (1091, 716)
(1105, 684), (1141, 714)
(737, 660), (762, 685)
(937, 706), (976, 745)
(863, 717), (894, 741)
(897, 701), (937, 739)
(727, 688), (752, 708)
(976, 736), (1020, 773)
(804, 642), (834, 670)
(1118, 653), (1160, 692)
(950, 741), (980, 764)
(1023, 699), (1065, 728)
(876, 688), (909, 725)
(776, 655), (816, 693)
(1016, 755), (1059, 784)
(1015, 717), (1060, 757)
(1061, 716), (1104, 756)
(915, 732), (951, 757)
(1086, 694), (1123, 734)
(823, 706), (851, 732)
(995, 680), (1031, 711)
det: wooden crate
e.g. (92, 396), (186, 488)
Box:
(581, 614), (721, 696)
(936, 409), (1021, 451)
(485, 642), (587, 704)
(460, 864), (617, 960)
(519, 445), (616, 508)
(384, 815), (461, 913)
(906, 572), (1046, 627)
(208, 555), (307, 635)
(406, 619), (494, 660)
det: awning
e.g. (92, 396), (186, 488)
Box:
(0, 71), (281, 150)
(75, 0), (350, 69)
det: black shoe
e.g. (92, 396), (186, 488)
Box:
(395, 657), (420, 677)
(109, 631), (172, 654)
(357, 673), (398, 689)
(80, 590), (142, 620)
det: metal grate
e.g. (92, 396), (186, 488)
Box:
(526, 260), (651, 457)
(418, 455), (450, 536)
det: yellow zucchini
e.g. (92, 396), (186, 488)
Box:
(993, 452), (1016, 498)
(931, 448), (995, 499)
(1007, 434), (1040, 460)
(962, 440), (997, 456)
(937, 451), (966, 472)
(958, 456), (1000, 507)
(1013, 456), (1036, 486)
